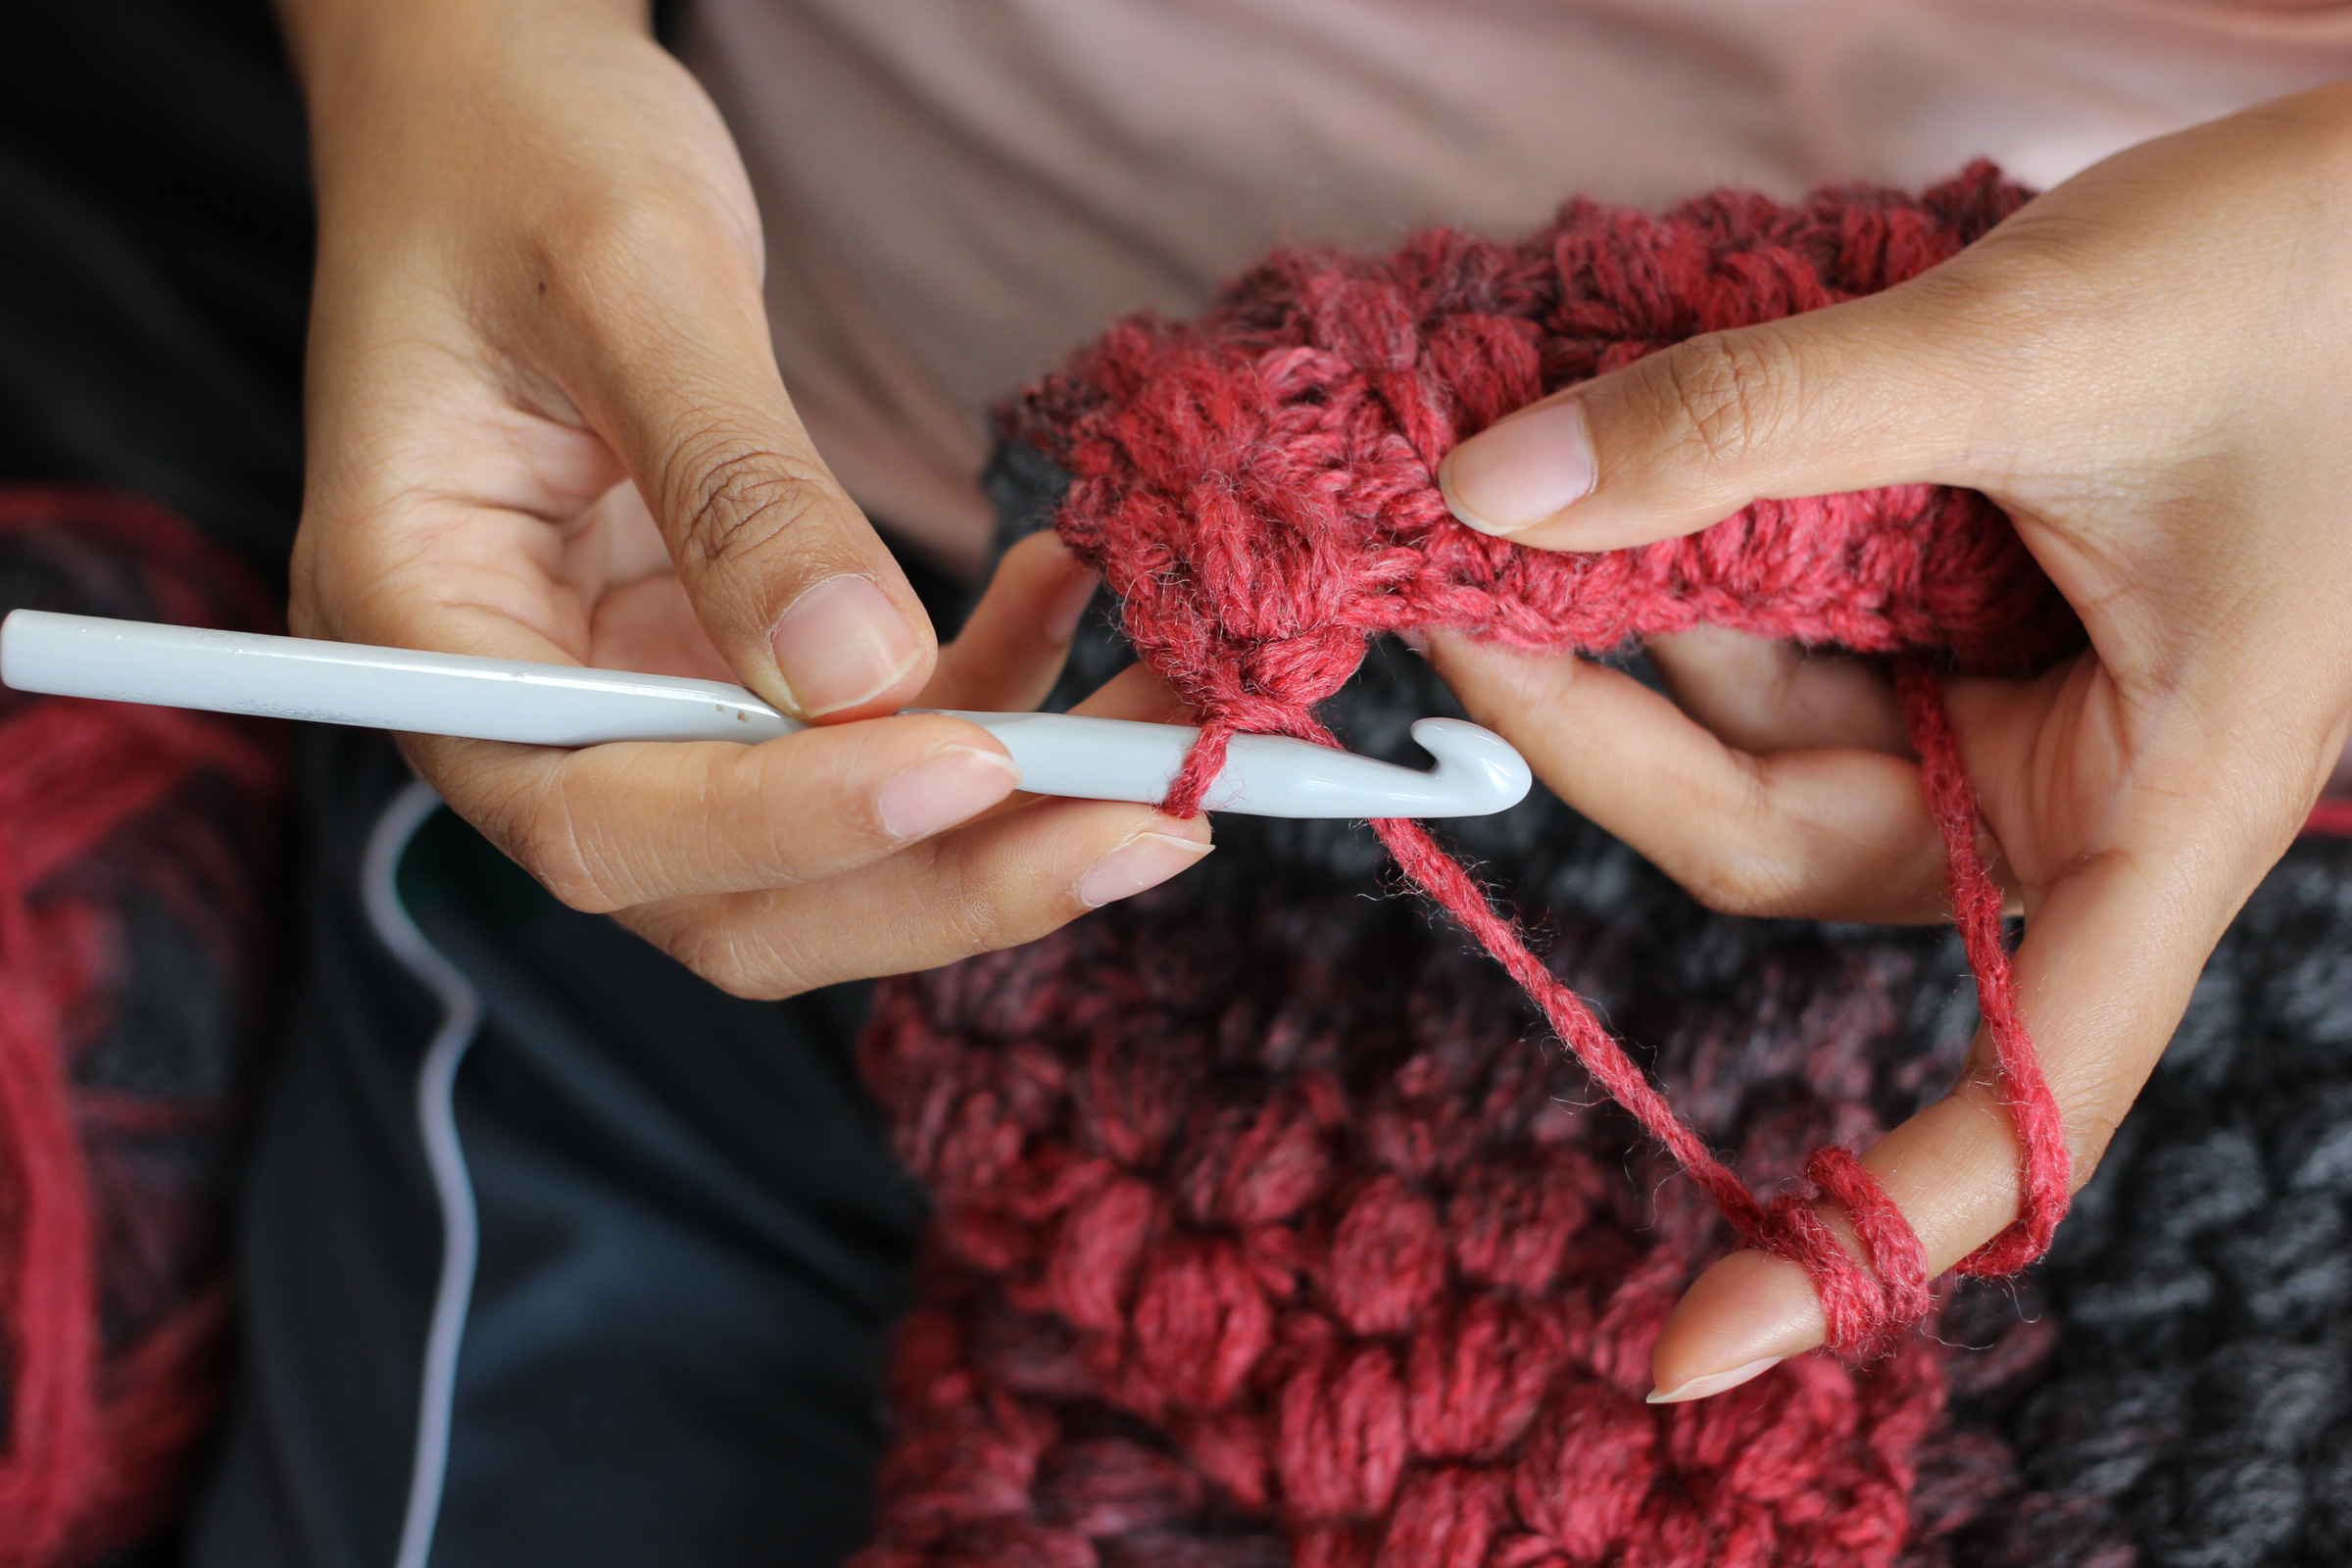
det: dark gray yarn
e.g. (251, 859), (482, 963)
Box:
(1953, 841), (2352, 1568)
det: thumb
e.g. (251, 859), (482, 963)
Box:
(558, 233), (936, 723)
(1437, 286), (1995, 554)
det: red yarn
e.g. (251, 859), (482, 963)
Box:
(0, 489), (285, 1566)
(1891, 659), (2067, 1280)
(1005, 164), (2080, 1354)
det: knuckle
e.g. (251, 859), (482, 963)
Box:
(685, 935), (791, 1000)
(524, 849), (619, 915)
(727, 747), (859, 888)
(1683, 853), (1802, 919)
(654, 909), (817, 1002)
(919, 839), (1059, 959)
(1650, 330), (1804, 470)
(572, 195), (696, 270)
(535, 194), (748, 316)
(666, 432), (838, 579)
(951, 898), (1042, 960)
(505, 772), (629, 914)
(1676, 764), (1815, 919)
(2062, 1106), (2125, 1183)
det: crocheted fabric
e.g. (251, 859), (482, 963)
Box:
(853, 167), (2352, 1568)
(0, 488), (287, 1567)
(1005, 163), (2071, 1357)
(858, 626), (2100, 1568)
(851, 168), (2035, 1568)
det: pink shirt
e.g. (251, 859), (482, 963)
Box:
(684, 1), (2352, 570)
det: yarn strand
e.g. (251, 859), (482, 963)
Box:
(1893, 658), (2071, 1275)
(1369, 803), (1937, 1352)
(1340, 659), (2072, 1351)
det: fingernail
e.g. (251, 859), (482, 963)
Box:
(1645, 1356), (1785, 1405)
(876, 748), (1021, 841)
(1440, 401), (1596, 536)
(771, 575), (921, 717)
(1044, 568), (1102, 645)
(1077, 831), (1211, 908)
(1395, 627), (1429, 658)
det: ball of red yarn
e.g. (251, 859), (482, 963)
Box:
(1001, 164), (2079, 1354)
(0, 488), (286, 1566)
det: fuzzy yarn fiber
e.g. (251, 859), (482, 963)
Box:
(0, 489), (285, 1566)
(852, 169), (2352, 1567)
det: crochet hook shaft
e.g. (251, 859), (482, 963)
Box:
(0, 610), (1533, 819)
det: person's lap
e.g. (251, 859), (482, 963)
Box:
(186, 729), (917, 1568)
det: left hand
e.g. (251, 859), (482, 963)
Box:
(278, 0), (1214, 998)
(1425, 83), (2352, 1400)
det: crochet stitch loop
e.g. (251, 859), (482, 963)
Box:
(1006, 162), (2078, 1353)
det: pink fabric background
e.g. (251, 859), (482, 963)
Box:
(685, 0), (2352, 569)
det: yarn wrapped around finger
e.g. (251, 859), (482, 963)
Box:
(1003, 162), (2076, 1353)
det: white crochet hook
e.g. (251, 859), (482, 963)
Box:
(0, 610), (1532, 819)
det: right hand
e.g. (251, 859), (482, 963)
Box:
(1428, 83), (2352, 1396)
(279, 0), (1209, 997)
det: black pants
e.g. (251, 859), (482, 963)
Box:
(3, 6), (923, 1563)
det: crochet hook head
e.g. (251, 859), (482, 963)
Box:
(0, 610), (1532, 819)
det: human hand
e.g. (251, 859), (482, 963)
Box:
(1427, 83), (2352, 1397)
(278, 0), (1207, 996)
